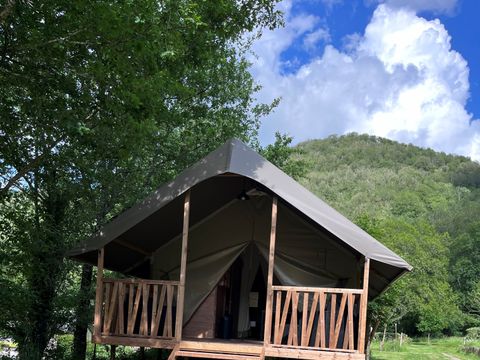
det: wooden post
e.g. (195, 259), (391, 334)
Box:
(263, 196), (278, 345)
(357, 257), (370, 353)
(94, 247), (105, 339)
(175, 190), (191, 341)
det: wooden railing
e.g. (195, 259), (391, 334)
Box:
(269, 286), (365, 353)
(98, 278), (179, 339)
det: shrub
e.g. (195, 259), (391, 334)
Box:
(466, 327), (480, 341)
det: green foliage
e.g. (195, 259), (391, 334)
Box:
(465, 328), (480, 341)
(466, 282), (480, 321)
(450, 222), (480, 312)
(259, 132), (309, 179)
(366, 218), (463, 335)
(296, 133), (480, 336)
(0, 0), (282, 358)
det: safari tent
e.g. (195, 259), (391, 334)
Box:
(69, 139), (411, 359)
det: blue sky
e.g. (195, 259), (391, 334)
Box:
(251, 0), (480, 160)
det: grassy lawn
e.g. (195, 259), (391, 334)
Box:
(371, 337), (480, 360)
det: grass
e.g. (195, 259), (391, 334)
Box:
(371, 337), (480, 360)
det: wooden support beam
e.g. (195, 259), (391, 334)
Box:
(141, 284), (149, 335)
(103, 278), (179, 286)
(179, 340), (263, 354)
(263, 196), (278, 345)
(264, 346), (365, 360)
(168, 343), (180, 360)
(288, 291), (299, 346)
(175, 190), (191, 341)
(318, 291), (326, 348)
(301, 293), (309, 346)
(277, 290), (292, 344)
(94, 248), (104, 338)
(329, 294), (337, 349)
(358, 258), (370, 353)
(118, 283), (125, 335)
(332, 293), (347, 348)
(272, 285), (363, 294)
(274, 291), (281, 343)
(104, 282), (119, 334)
(93, 334), (177, 349)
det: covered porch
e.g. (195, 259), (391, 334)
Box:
(92, 192), (370, 360)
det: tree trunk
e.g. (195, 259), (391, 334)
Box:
(17, 176), (68, 360)
(365, 338), (371, 360)
(365, 319), (380, 360)
(72, 264), (94, 360)
(17, 217), (66, 358)
(380, 324), (387, 351)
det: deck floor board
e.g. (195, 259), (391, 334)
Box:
(95, 335), (366, 359)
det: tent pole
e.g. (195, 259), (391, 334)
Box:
(358, 257), (370, 353)
(94, 247), (104, 340)
(263, 196), (278, 345)
(175, 190), (191, 341)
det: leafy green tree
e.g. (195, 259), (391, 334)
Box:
(358, 216), (463, 350)
(467, 281), (480, 321)
(259, 132), (308, 180)
(0, 0), (282, 358)
(450, 221), (480, 317)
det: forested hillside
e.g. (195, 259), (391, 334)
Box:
(295, 133), (480, 337)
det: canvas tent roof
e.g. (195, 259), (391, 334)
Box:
(69, 138), (412, 303)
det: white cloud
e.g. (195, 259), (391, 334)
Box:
(320, 0), (344, 11)
(378, 0), (458, 15)
(252, 3), (480, 161)
(304, 27), (331, 50)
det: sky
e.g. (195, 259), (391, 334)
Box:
(251, 0), (480, 161)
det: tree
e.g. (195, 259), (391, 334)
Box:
(354, 215), (462, 356)
(467, 281), (480, 321)
(259, 132), (308, 180)
(0, 1), (282, 358)
(449, 221), (480, 314)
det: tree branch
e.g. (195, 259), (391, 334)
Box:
(0, 108), (99, 196)
(0, 153), (46, 196)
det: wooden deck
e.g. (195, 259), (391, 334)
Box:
(174, 339), (263, 359)
(175, 339), (364, 359)
(176, 339), (365, 359)
(93, 336), (366, 359)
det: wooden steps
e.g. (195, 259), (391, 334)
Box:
(169, 340), (263, 360)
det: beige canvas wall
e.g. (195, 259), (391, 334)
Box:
(151, 195), (360, 336)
